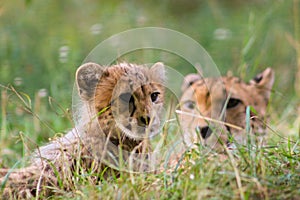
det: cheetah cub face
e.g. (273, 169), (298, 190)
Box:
(76, 62), (165, 144)
(111, 63), (166, 140)
(179, 68), (275, 149)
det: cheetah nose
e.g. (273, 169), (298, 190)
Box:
(139, 115), (151, 126)
(196, 126), (213, 139)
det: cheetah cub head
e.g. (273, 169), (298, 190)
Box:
(179, 68), (275, 149)
(76, 62), (165, 147)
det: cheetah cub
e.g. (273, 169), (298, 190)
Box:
(0, 62), (166, 199)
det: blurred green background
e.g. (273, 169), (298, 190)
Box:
(0, 0), (299, 163)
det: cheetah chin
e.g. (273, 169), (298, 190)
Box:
(115, 113), (162, 141)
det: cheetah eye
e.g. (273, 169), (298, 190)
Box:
(151, 92), (160, 102)
(226, 98), (241, 109)
(184, 100), (196, 110)
(119, 92), (133, 103)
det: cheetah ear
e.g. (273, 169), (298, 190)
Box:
(250, 67), (275, 99)
(181, 73), (202, 92)
(150, 62), (166, 84)
(76, 62), (104, 101)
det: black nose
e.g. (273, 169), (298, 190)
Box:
(196, 126), (213, 139)
(139, 116), (151, 126)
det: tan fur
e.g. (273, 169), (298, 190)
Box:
(179, 68), (275, 149)
(0, 62), (166, 199)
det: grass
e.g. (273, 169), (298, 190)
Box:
(0, 0), (300, 199)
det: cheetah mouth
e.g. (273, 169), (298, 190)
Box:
(116, 121), (160, 141)
(226, 142), (237, 150)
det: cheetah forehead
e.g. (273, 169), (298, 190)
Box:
(183, 71), (273, 109)
(102, 63), (164, 91)
(188, 76), (250, 100)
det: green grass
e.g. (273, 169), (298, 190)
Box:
(0, 0), (300, 199)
